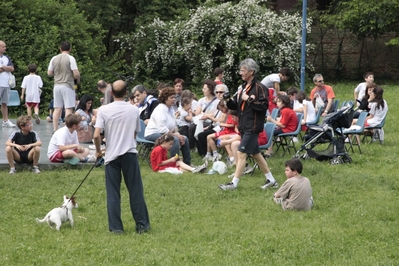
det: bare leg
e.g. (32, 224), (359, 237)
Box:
(52, 107), (62, 131)
(2, 103), (9, 121)
(6, 146), (20, 168)
(233, 151), (247, 179)
(28, 146), (41, 167)
(252, 152), (271, 174)
(27, 106), (32, 117)
(231, 140), (240, 166)
(176, 161), (194, 172)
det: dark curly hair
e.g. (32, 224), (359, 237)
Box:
(158, 87), (176, 104)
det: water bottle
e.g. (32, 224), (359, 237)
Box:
(82, 120), (89, 132)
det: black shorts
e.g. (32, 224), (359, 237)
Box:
(238, 131), (260, 155)
(15, 148), (32, 164)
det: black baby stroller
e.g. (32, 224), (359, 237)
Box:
(294, 103), (355, 165)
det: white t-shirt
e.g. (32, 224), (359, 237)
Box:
(145, 103), (176, 137)
(354, 82), (367, 101)
(21, 74), (43, 103)
(0, 55), (13, 87)
(197, 97), (220, 124)
(176, 107), (191, 127)
(261, 73), (280, 89)
(303, 100), (316, 123)
(293, 100), (303, 112)
(95, 101), (140, 164)
(47, 126), (79, 159)
(367, 100), (388, 127)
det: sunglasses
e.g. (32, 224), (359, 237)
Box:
(316, 80), (324, 83)
(215, 91), (224, 94)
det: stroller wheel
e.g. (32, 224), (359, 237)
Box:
(330, 157), (343, 165)
(342, 155), (352, 164)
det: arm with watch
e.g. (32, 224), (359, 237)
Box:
(323, 98), (334, 115)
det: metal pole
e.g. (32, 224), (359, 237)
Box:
(300, 0), (308, 91)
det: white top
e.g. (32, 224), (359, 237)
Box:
(354, 82), (367, 101)
(367, 100), (388, 127)
(145, 103), (176, 136)
(191, 99), (198, 112)
(96, 101), (140, 164)
(293, 100), (303, 112)
(0, 55), (13, 87)
(47, 126), (79, 159)
(197, 97), (220, 123)
(176, 107), (191, 127)
(261, 73), (280, 89)
(21, 74), (43, 102)
(303, 100), (316, 123)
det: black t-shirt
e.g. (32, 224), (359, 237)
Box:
(9, 130), (39, 145)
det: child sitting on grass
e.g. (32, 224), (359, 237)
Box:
(273, 158), (313, 211)
(6, 115), (42, 174)
(47, 113), (94, 165)
(150, 133), (208, 173)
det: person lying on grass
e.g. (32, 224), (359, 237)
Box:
(273, 158), (313, 211)
(150, 133), (207, 173)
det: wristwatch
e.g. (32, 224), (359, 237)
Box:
(324, 110), (328, 113)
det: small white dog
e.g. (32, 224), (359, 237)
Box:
(36, 195), (78, 231)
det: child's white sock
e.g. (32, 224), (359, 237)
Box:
(232, 177), (240, 187)
(206, 152), (212, 156)
(265, 172), (275, 183)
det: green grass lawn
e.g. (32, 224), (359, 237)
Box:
(1, 82), (398, 265)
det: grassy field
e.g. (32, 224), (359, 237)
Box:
(1, 82), (398, 265)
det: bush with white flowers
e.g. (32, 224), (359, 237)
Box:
(117, 0), (312, 88)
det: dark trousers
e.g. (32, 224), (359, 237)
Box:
(188, 124), (197, 149)
(197, 129), (216, 156)
(179, 125), (189, 139)
(105, 153), (150, 232)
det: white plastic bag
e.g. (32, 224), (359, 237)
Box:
(194, 120), (204, 140)
(8, 74), (16, 88)
(315, 96), (324, 109)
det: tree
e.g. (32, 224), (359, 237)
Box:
(116, 0), (312, 92)
(1, 0), (106, 111)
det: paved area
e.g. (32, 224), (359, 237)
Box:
(0, 119), (93, 171)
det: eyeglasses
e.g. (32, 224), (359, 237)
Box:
(215, 91), (224, 94)
(316, 80), (324, 83)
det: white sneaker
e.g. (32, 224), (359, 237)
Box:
(89, 144), (105, 150)
(212, 153), (222, 162)
(32, 167), (41, 174)
(3, 120), (16, 127)
(203, 154), (213, 161)
(9, 168), (16, 174)
(260, 179), (279, 189)
(34, 114), (40, 124)
(192, 161), (208, 173)
(243, 164), (254, 175)
(219, 182), (236, 190)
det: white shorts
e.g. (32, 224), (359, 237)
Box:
(53, 85), (76, 109)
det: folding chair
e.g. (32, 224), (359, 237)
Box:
(7, 90), (22, 115)
(362, 116), (386, 145)
(136, 119), (155, 166)
(248, 122), (275, 176)
(301, 107), (323, 141)
(275, 113), (303, 156)
(343, 111), (367, 153)
(332, 99), (340, 112)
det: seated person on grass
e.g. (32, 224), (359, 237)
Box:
(273, 158), (313, 211)
(266, 94), (298, 155)
(47, 113), (94, 165)
(150, 133), (208, 173)
(6, 115), (42, 174)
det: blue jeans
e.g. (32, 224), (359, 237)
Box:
(146, 133), (191, 165)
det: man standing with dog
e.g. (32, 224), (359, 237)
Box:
(93, 80), (150, 234)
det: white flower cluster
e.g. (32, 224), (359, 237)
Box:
(116, 0), (313, 85)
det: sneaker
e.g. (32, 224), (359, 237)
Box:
(32, 166), (41, 174)
(192, 160), (208, 173)
(225, 157), (234, 168)
(219, 182), (236, 190)
(2, 120), (16, 127)
(203, 154), (213, 161)
(212, 153), (222, 162)
(34, 114), (40, 124)
(9, 168), (16, 174)
(260, 179), (279, 189)
(89, 144), (106, 150)
(84, 155), (97, 163)
(243, 164), (254, 175)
